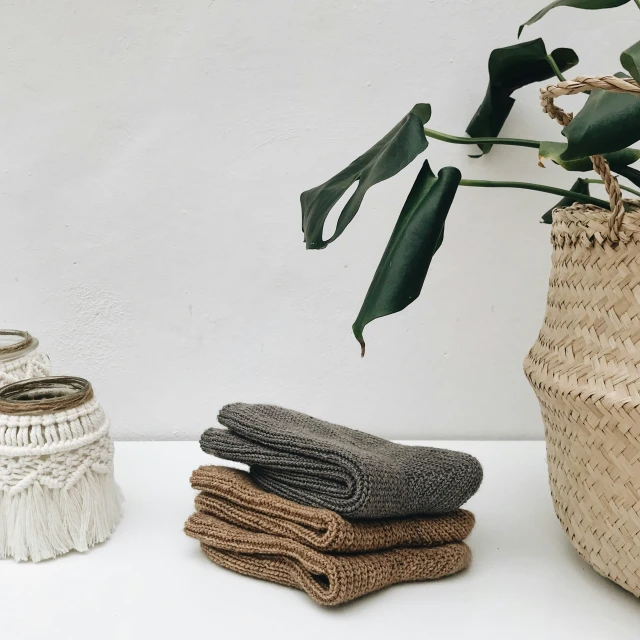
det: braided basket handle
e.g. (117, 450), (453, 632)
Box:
(540, 75), (640, 241)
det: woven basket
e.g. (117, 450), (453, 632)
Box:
(524, 75), (640, 596)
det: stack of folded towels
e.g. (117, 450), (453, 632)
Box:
(185, 403), (483, 606)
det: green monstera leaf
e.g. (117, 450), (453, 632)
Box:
(613, 164), (640, 189)
(541, 178), (590, 224)
(538, 141), (640, 170)
(301, 104), (432, 250)
(621, 40), (640, 83)
(519, 0), (631, 37)
(560, 73), (640, 160)
(466, 39), (578, 155)
(352, 161), (461, 355)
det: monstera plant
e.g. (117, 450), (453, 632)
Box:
(300, 0), (640, 355)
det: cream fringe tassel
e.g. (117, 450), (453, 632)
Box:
(0, 380), (123, 562)
(0, 470), (123, 562)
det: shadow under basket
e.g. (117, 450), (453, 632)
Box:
(0, 377), (123, 562)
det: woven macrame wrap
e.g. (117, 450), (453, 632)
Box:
(0, 330), (50, 388)
(0, 377), (123, 561)
(185, 466), (473, 605)
(525, 75), (640, 597)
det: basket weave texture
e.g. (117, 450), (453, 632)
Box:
(525, 201), (640, 596)
(525, 74), (640, 596)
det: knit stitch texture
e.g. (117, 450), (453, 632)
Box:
(0, 352), (50, 388)
(0, 380), (123, 561)
(190, 465), (475, 552)
(201, 403), (483, 518)
(185, 510), (471, 606)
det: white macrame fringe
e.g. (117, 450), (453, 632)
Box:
(0, 470), (123, 562)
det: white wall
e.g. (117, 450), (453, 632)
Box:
(1, 0), (637, 440)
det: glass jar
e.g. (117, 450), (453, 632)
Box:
(0, 376), (123, 561)
(0, 330), (51, 387)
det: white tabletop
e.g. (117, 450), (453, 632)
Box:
(3, 441), (639, 639)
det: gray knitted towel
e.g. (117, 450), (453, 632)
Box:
(200, 403), (483, 519)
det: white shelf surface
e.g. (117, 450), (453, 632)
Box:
(4, 441), (639, 639)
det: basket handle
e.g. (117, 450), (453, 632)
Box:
(540, 75), (640, 241)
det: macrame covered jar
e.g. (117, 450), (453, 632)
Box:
(0, 330), (51, 388)
(0, 376), (123, 561)
(525, 75), (640, 596)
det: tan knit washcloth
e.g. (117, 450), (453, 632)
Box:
(185, 466), (474, 605)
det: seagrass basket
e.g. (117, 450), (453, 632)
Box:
(524, 75), (640, 596)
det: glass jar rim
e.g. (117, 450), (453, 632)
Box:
(0, 330), (39, 363)
(0, 376), (93, 415)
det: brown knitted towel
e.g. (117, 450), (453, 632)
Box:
(190, 465), (475, 552)
(185, 466), (474, 605)
(186, 512), (471, 606)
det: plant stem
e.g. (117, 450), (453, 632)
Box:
(546, 55), (566, 82)
(585, 178), (640, 198)
(459, 179), (611, 209)
(634, 0), (640, 11)
(423, 127), (540, 150)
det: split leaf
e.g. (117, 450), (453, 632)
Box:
(538, 141), (640, 171)
(301, 104), (432, 250)
(621, 40), (640, 84)
(612, 164), (640, 189)
(466, 39), (578, 155)
(353, 161), (461, 355)
(519, 0), (630, 37)
(541, 178), (590, 223)
(560, 77), (640, 160)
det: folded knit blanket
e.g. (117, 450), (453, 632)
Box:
(186, 515), (470, 606)
(200, 403), (483, 518)
(190, 465), (475, 552)
(185, 469), (473, 606)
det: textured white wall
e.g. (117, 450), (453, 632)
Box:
(1, 0), (637, 440)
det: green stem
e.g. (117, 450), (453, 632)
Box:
(634, 0), (640, 11)
(459, 179), (611, 209)
(423, 127), (540, 150)
(546, 54), (566, 82)
(585, 178), (640, 198)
